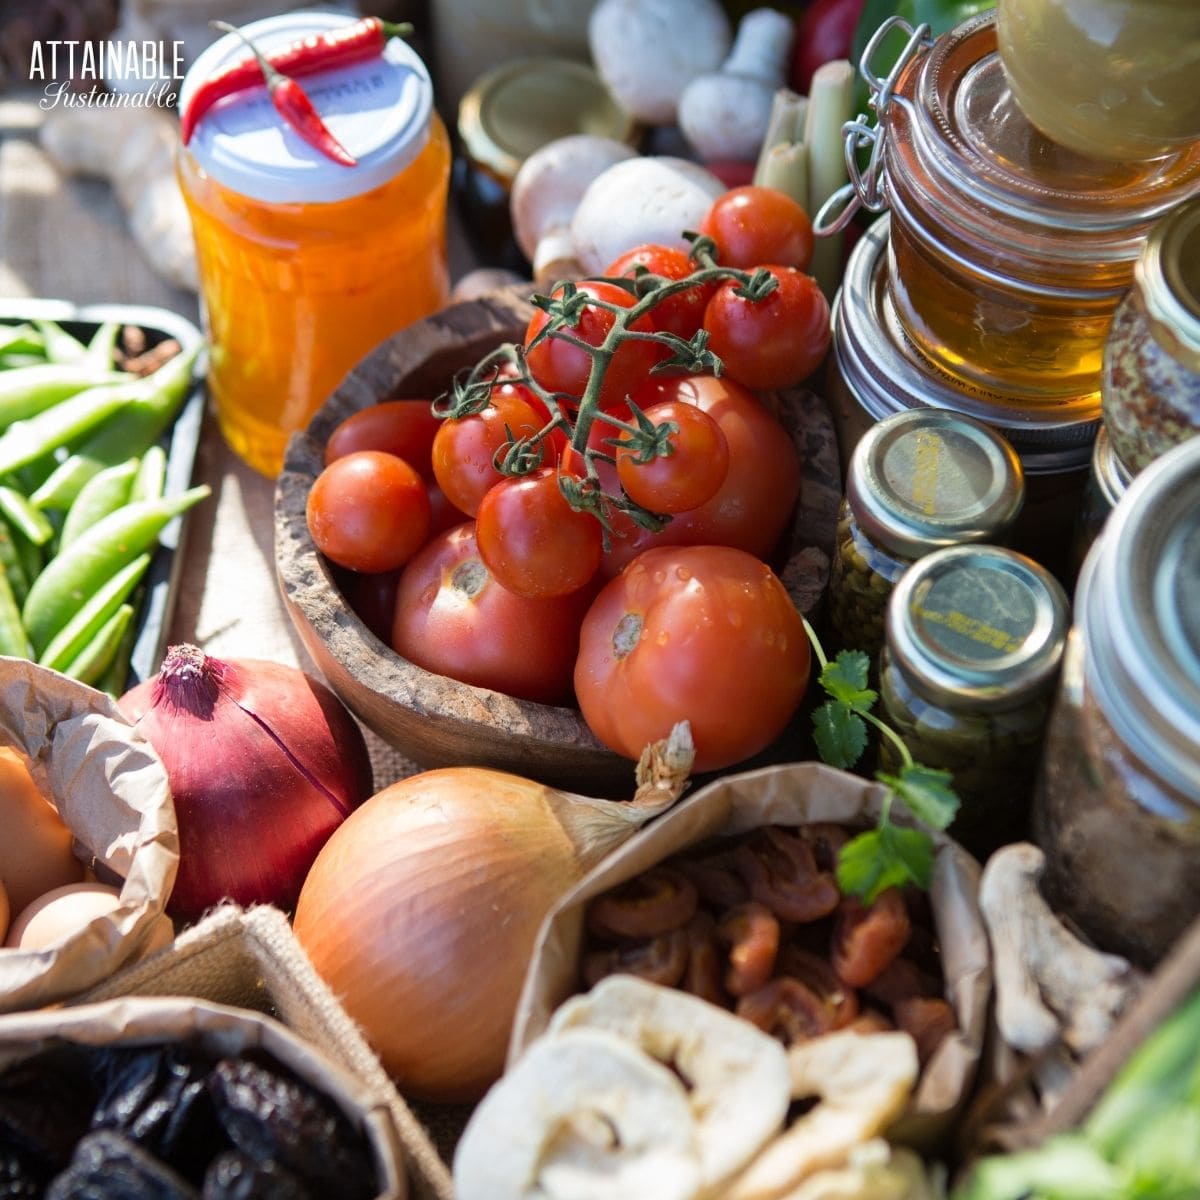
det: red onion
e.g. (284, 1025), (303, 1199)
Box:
(120, 644), (373, 923)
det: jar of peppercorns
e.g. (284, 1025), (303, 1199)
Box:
(828, 408), (1024, 658)
(880, 544), (1070, 860)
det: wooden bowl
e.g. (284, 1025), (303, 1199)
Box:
(275, 289), (841, 795)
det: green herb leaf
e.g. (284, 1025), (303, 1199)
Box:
(836, 822), (935, 903)
(878, 764), (960, 831)
(819, 650), (877, 712)
(812, 699), (868, 769)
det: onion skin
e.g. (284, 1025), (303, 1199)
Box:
(121, 645), (373, 924)
(293, 769), (605, 1103)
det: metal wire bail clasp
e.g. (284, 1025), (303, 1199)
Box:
(814, 16), (934, 237)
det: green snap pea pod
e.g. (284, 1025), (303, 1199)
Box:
(0, 567), (31, 659)
(22, 484), (210, 655)
(0, 323), (45, 358)
(38, 552), (151, 672)
(130, 444), (167, 503)
(0, 485), (54, 546)
(83, 321), (121, 372)
(9, 523), (42, 593)
(58, 459), (139, 551)
(33, 319), (88, 364)
(63, 603), (135, 687)
(98, 604), (138, 696)
(29, 345), (198, 510)
(0, 516), (31, 605)
(0, 363), (129, 430)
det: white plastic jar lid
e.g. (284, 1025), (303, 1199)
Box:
(179, 11), (433, 205)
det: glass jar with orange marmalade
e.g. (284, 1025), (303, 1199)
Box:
(177, 14), (451, 476)
(820, 12), (1200, 410)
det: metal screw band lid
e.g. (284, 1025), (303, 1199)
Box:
(846, 408), (1024, 560)
(886, 545), (1070, 711)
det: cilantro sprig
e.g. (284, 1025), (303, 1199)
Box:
(803, 619), (961, 904)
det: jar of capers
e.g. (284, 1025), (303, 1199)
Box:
(829, 409), (1026, 657)
(879, 544), (1070, 860)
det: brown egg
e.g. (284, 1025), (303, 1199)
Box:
(0, 746), (85, 914)
(5, 882), (123, 951)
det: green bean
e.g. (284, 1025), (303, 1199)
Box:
(58, 459), (139, 551)
(62, 602), (135, 687)
(0, 363), (128, 430)
(0, 323), (45, 358)
(38, 552), (151, 672)
(33, 319), (88, 364)
(29, 345), (197, 510)
(0, 485), (54, 546)
(0, 516), (30, 605)
(22, 484), (210, 654)
(130, 444), (167, 503)
(0, 567), (30, 659)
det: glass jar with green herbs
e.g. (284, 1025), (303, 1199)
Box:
(879, 544), (1069, 860)
(829, 408), (1025, 657)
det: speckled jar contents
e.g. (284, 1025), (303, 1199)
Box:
(1032, 438), (1200, 968)
(828, 409), (1025, 658)
(879, 545), (1069, 859)
(1102, 198), (1200, 475)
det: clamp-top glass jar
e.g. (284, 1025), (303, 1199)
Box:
(879, 545), (1069, 859)
(829, 408), (1025, 656)
(178, 14), (451, 476)
(1032, 437), (1200, 968)
(820, 13), (1200, 408)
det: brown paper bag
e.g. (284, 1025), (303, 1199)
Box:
(0, 657), (177, 1012)
(78, 903), (455, 1200)
(510, 761), (992, 1150)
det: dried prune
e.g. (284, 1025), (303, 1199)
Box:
(206, 1058), (374, 1200)
(0, 1046), (95, 1175)
(202, 1152), (310, 1200)
(45, 1130), (198, 1200)
(0, 1148), (43, 1199)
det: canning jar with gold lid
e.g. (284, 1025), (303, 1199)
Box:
(1032, 436), (1200, 967)
(829, 407), (1025, 656)
(819, 12), (1200, 408)
(879, 544), (1069, 858)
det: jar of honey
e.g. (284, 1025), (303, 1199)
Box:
(821, 13), (1200, 408)
(177, 14), (451, 476)
(1032, 437), (1200, 967)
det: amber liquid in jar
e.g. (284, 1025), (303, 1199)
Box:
(179, 115), (451, 476)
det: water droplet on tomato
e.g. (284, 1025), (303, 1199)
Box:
(675, 566), (691, 581)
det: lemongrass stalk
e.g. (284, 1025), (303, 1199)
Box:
(804, 59), (856, 300)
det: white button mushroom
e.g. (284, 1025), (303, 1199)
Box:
(678, 7), (796, 164)
(589, 0), (732, 126)
(569, 155), (726, 275)
(510, 134), (640, 285)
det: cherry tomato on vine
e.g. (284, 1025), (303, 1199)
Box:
(614, 399), (729, 514)
(323, 400), (441, 478)
(306, 450), (431, 574)
(524, 280), (660, 410)
(574, 545), (812, 772)
(492, 373), (570, 460)
(603, 244), (716, 345)
(703, 266), (831, 391)
(431, 388), (542, 517)
(601, 374), (801, 576)
(391, 523), (591, 705)
(699, 185), (815, 272)
(476, 467), (603, 598)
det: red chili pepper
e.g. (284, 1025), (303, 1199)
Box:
(208, 21), (357, 168)
(182, 16), (411, 145)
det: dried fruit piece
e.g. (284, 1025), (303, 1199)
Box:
(681, 911), (727, 1008)
(45, 1129), (198, 1200)
(831, 889), (912, 988)
(717, 902), (781, 996)
(736, 977), (836, 1045)
(582, 928), (690, 989)
(586, 867), (698, 939)
(735, 829), (840, 923)
(0, 1148), (43, 1200)
(0, 1047), (95, 1176)
(776, 946), (860, 1031)
(893, 995), (958, 1068)
(676, 851), (750, 909)
(201, 1151), (309, 1200)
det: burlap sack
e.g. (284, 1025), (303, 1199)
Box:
(78, 903), (454, 1200)
(511, 760), (992, 1151)
(0, 657), (177, 1012)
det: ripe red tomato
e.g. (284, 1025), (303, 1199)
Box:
(323, 400), (441, 478)
(614, 399), (729, 514)
(306, 450), (431, 574)
(574, 545), (812, 772)
(475, 467), (603, 599)
(391, 523), (591, 705)
(703, 266), (831, 391)
(524, 280), (660, 410)
(699, 186), (815, 272)
(431, 388), (542, 517)
(603, 244), (716, 345)
(601, 374), (801, 576)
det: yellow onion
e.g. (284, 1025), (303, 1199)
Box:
(292, 724), (693, 1103)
